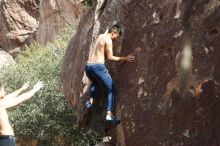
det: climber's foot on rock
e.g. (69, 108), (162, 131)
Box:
(85, 100), (93, 109)
(106, 115), (120, 125)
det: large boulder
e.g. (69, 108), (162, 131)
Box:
(0, 0), (82, 56)
(0, 50), (15, 69)
(61, 0), (220, 145)
(0, 0), (39, 56)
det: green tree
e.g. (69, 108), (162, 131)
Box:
(0, 25), (101, 146)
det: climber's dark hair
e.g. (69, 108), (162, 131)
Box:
(108, 24), (122, 36)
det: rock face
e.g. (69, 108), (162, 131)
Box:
(61, 0), (220, 146)
(36, 0), (82, 45)
(0, 0), (82, 56)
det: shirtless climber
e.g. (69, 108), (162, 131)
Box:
(0, 81), (43, 146)
(85, 24), (135, 123)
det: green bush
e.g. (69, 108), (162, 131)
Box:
(81, 0), (92, 7)
(0, 25), (101, 145)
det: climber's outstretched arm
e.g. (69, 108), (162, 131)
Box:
(0, 81), (43, 109)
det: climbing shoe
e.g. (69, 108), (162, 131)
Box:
(85, 100), (93, 109)
(106, 115), (120, 125)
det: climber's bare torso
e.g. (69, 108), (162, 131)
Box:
(87, 33), (111, 64)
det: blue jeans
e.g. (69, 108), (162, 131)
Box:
(85, 63), (115, 111)
(0, 135), (16, 146)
